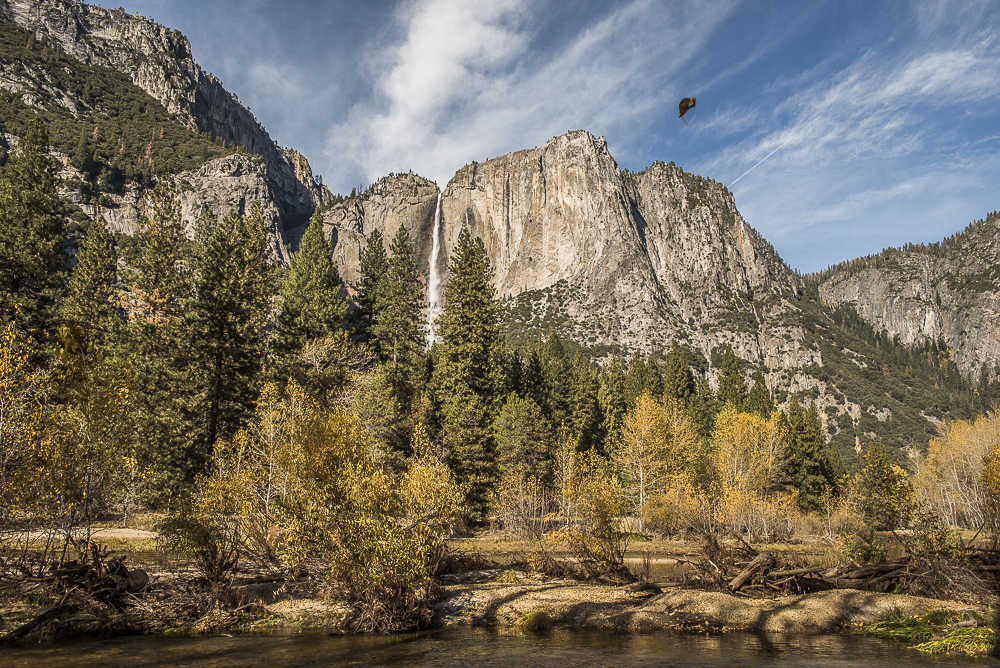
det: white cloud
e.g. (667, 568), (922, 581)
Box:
(325, 0), (738, 190)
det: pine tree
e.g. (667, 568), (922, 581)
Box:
(494, 393), (554, 482)
(521, 347), (547, 412)
(62, 218), (120, 348)
(745, 369), (775, 418)
(181, 201), (276, 467)
(274, 210), (345, 375)
(598, 354), (627, 451)
(644, 355), (664, 398)
(119, 180), (191, 503)
(0, 118), (67, 333)
(624, 352), (647, 407)
(716, 345), (747, 410)
(662, 341), (695, 406)
(506, 347), (524, 397)
(434, 228), (502, 519)
(568, 352), (601, 452)
(688, 375), (720, 439)
(543, 333), (571, 427)
(373, 225), (424, 377)
(785, 397), (831, 511)
(351, 228), (388, 344)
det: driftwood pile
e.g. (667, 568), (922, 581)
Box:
(0, 544), (150, 645)
(627, 537), (1000, 603)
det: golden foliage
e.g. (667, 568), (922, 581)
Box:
(0, 321), (139, 546)
(0, 320), (46, 529)
(166, 379), (463, 631)
(710, 406), (786, 496)
(614, 393), (699, 524)
(918, 411), (1000, 529)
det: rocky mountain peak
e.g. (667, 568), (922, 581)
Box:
(0, 0), (330, 222)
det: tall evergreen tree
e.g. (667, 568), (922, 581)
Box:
(494, 393), (554, 482)
(688, 375), (720, 439)
(0, 118), (67, 333)
(568, 352), (601, 452)
(624, 352), (647, 407)
(274, 210), (345, 372)
(182, 201), (276, 466)
(373, 225), (424, 377)
(62, 218), (120, 347)
(434, 227), (502, 518)
(644, 355), (664, 398)
(542, 333), (572, 427)
(506, 347), (524, 398)
(521, 347), (547, 413)
(716, 345), (748, 410)
(745, 369), (775, 418)
(598, 354), (627, 451)
(662, 341), (695, 406)
(785, 398), (832, 511)
(351, 228), (388, 343)
(120, 180), (191, 502)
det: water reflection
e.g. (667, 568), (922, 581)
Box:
(5, 627), (994, 667)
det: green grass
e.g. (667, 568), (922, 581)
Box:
(860, 608), (995, 656)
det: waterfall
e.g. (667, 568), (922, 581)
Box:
(426, 192), (443, 348)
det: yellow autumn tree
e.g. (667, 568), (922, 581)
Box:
(0, 321), (46, 538)
(161, 380), (463, 630)
(614, 393), (698, 529)
(40, 325), (137, 541)
(710, 406), (792, 541)
(918, 412), (1000, 529)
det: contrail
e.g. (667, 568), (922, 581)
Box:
(730, 117), (819, 186)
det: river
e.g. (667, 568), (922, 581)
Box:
(3, 628), (994, 667)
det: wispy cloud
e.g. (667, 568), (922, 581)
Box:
(325, 0), (738, 189)
(695, 9), (1000, 270)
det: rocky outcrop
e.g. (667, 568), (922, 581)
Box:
(318, 173), (440, 284)
(819, 213), (1000, 380)
(0, 0), (331, 223)
(75, 153), (291, 263)
(436, 131), (803, 357)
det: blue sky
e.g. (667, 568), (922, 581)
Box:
(94, 0), (1000, 273)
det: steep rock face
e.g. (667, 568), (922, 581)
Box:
(438, 130), (803, 358)
(319, 173), (439, 284)
(319, 130), (808, 366)
(0, 0), (330, 222)
(819, 213), (1000, 380)
(76, 153), (290, 263)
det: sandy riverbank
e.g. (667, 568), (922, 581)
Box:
(432, 569), (989, 634)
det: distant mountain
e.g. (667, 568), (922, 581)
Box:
(814, 212), (1000, 381)
(0, 0), (332, 260)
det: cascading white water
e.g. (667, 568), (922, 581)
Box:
(425, 192), (443, 348)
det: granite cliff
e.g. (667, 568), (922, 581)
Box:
(816, 212), (1000, 381)
(326, 131), (810, 368)
(0, 0), (330, 231)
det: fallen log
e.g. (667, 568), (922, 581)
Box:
(0, 604), (73, 645)
(767, 565), (826, 578)
(729, 552), (774, 591)
(840, 557), (908, 580)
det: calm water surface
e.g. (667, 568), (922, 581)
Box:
(4, 628), (997, 667)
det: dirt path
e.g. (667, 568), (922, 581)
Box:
(435, 571), (988, 633)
